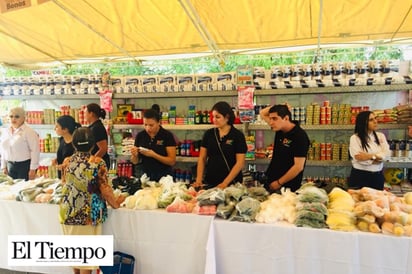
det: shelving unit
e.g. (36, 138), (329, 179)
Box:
(1, 94), (99, 100)
(109, 83), (412, 99)
(4, 83), (410, 176)
(253, 83), (412, 96)
(109, 83), (411, 176)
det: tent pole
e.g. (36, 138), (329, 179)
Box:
(314, 0), (323, 63)
(178, 0), (225, 69)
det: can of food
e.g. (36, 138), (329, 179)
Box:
(399, 139), (406, 157)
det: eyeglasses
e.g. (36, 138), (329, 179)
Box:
(9, 115), (20, 119)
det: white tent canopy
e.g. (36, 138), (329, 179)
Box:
(0, 0), (412, 68)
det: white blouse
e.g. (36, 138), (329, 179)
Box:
(0, 124), (40, 170)
(349, 131), (391, 172)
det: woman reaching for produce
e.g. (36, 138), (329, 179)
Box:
(59, 127), (124, 274)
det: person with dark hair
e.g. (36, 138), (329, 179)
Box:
(0, 107), (40, 180)
(260, 104), (310, 193)
(130, 106), (176, 181)
(193, 101), (247, 189)
(151, 103), (161, 114)
(59, 127), (124, 274)
(348, 111), (390, 190)
(52, 115), (81, 178)
(85, 103), (110, 168)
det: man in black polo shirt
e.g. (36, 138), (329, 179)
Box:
(260, 104), (310, 192)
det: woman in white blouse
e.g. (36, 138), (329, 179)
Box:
(348, 111), (391, 190)
(0, 107), (40, 180)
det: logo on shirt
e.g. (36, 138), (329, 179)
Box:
(282, 138), (292, 147)
(225, 139), (234, 145)
(156, 140), (164, 146)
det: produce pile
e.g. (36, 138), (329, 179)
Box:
(0, 174), (62, 203)
(2, 172), (412, 237)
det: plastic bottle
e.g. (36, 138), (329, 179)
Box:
(195, 110), (202, 124)
(188, 105), (195, 125)
(169, 105), (176, 124)
(202, 110), (209, 124)
(180, 140), (186, 156)
(185, 171), (192, 184)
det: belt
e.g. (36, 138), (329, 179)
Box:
(354, 168), (382, 174)
(8, 159), (30, 164)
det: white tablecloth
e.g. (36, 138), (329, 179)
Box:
(213, 219), (412, 274)
(1, 200), (412, 274)
(0, 200), (215, 274)
(103, 208), (216, 274)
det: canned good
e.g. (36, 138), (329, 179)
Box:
(398, 139), (406, 157)
(388, 139), (397, 157)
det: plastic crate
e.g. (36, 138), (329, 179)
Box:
(100, 251), (135, 274)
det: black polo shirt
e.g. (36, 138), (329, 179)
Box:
(56, 137), (75, 178)
(88, 119), (110, 168)
(265, 123), (310, 192)
(134, 126), (176, 181)
(201, 126), (247, 188)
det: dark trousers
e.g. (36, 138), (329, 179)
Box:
(7, 159), (31, 181)
(348, 167), (384, 190)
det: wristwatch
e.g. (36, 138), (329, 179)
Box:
(371, 155), (376, 160)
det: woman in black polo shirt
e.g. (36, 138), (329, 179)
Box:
(193, 101), (247, 189)
(85, 103), (110, 168)
(130, 107), (176, 181)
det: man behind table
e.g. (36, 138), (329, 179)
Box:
(260, 104), (310, 193)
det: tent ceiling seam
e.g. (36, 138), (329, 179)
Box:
(390, 4), (412, 41)
(52, 0), (141, 65)
(178, 0), (225, 67)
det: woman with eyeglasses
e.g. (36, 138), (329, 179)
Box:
(348, 111), (391, 190)
(0, 107), (40, 180)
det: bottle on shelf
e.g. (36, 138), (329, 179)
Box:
(169, 105), (176, 125)
(195, 110), (202, 124)
(202, 110), (209, 124)
(188, 105), (195, 125)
